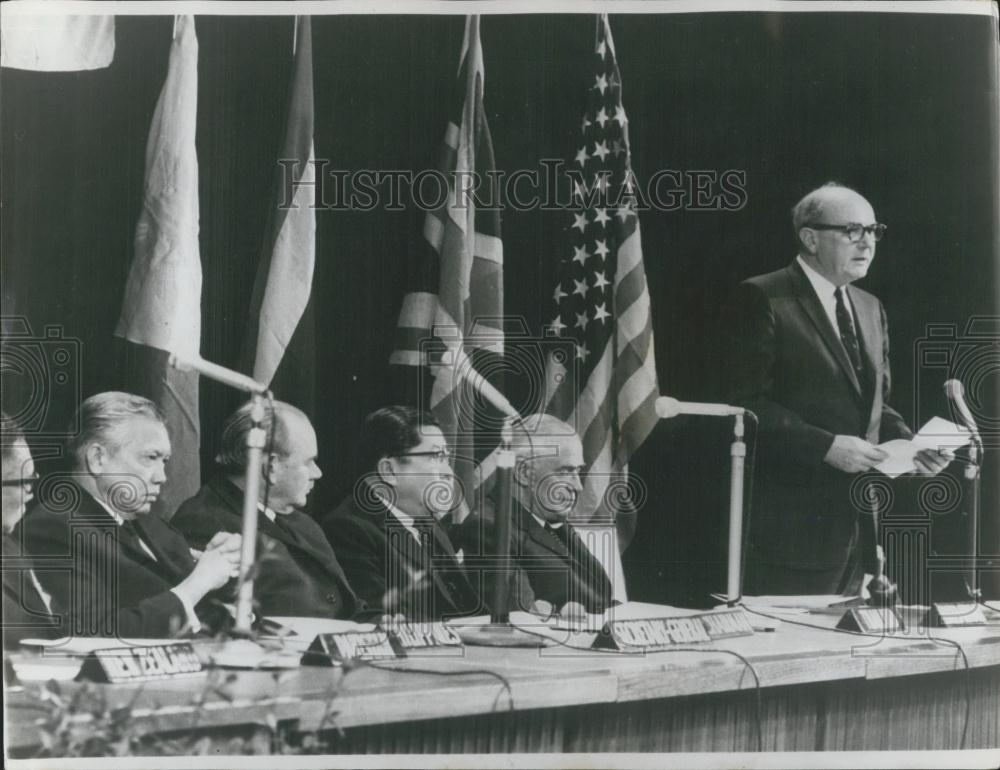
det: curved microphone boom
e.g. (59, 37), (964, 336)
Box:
(944, 379), (983, 451)
(452, 349), (521, 420)
(169, 354), (270, 395)
(655, 396), (745, 419)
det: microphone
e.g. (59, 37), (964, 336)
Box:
(944, 379), (983, 449)
(169, 354), (270, 395)
(452, 349), (520, 420)
(655, 396), (745, 419)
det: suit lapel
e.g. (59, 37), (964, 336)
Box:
(524, 510), (570, 558)
(132, 516), (193, 580)
(788, 262), (863, 401)
(213, 477), (349, 587)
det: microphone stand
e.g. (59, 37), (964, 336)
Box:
(491, 418), (514, 623)
(458, 416), (544, 647)
(168, 354), (270, 637)
(724, 413), (747, 607)
(962, 441), (982, 603)
(234, 393), (267, 634)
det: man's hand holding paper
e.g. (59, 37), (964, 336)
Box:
(875, 417), (968, 478)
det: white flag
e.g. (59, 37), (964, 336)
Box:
(1, 13), (115, 72)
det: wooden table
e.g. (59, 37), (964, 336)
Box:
(5, 609), (999, 755)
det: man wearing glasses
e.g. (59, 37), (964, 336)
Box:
(730, 182), (951, 595)
(2, 413), (59, 646)
(321, 406), (481, 622)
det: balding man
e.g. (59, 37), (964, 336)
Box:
(172, 401), (363, 621)
(730, 183), (951, 595)
(23, 393), (241, 638)
(2, 413), (59, 646)
(454, 413), (614, 615)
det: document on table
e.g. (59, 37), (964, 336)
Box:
(875, 417), (971, 478)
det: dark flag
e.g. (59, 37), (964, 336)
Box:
(389, 15), (504, 512)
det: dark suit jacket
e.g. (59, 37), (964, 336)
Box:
(22, 484), (224, 638)
(2, 534), (60, 647)
(452, 498), (614, 614)
(172, 476), (362, 620)
(321, 494), (483, 622)
(730, 260), (912, 575)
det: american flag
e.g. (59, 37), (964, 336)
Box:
(390, 15), (503, 512)
(544, 15), (660, 558)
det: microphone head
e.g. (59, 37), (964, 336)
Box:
(943, 379), (964, 400)
(654, 396), (681, 419)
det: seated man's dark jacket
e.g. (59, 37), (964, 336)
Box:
(451, 496), (614, 614)
(172, 475), (363, 621)
(321, 493), (484, 623)
(22, 483), (228, 638)
(2, 534), (61, 647)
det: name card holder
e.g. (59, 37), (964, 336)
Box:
(835, 606), (903, 634)
(303, 622), (464, 666)
(594, 608), (754, 652)
(77, 643), (203, 684)
(927, 602), (987, 627)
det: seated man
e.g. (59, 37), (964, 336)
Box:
(2, 413), (59, 646)
(172, 400), (363, 621)
(453, 414), (615, 615)
(23, 392), (241, 638)
(321, 406), (483, 622)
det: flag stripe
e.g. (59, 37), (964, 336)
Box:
(542, 14), (659, 564)
(250, 16), (315, 388)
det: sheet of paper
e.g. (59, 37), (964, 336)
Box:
(874, 417), (970, 478)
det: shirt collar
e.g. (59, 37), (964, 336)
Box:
(531, 512), (564, 530)
(90, 493), (127, 526)
(797, 254), (844, 299)
(257, 501), (278, 523)
(375, 490), (432, 537)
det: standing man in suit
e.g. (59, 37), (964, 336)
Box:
(454, 414), (614, 616)
(731, 183), (951, 595)
(321, 406), (482, 622)
(172, 400), (364, 621)
(23, 393), (241, 638)
(2, 413), (59, 646)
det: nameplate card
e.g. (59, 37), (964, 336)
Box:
(388, 622), (463, 652)
(594, 609), (753, 651)
(303, 623), (464, 665)
(928, 602), (987, 627)
(78, 643), (203, 684)
(835, 606), (903, 634)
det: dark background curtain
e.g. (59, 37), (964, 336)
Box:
(2, 12), (997, 607)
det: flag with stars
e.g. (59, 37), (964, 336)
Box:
(544, 14), (660, 586)
(389, 15), (503, 513)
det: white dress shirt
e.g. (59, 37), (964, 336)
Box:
(796, 254), (856, 337)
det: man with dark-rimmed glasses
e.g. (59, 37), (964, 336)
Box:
(321, 406), (482, 622)
(730, 182), (952, 596)
(2, 412), (58, 646)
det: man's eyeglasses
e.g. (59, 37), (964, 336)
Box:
(1, 473), (39, 488)
(395, 448), (452, 463)
(804, 222), (887, 243)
